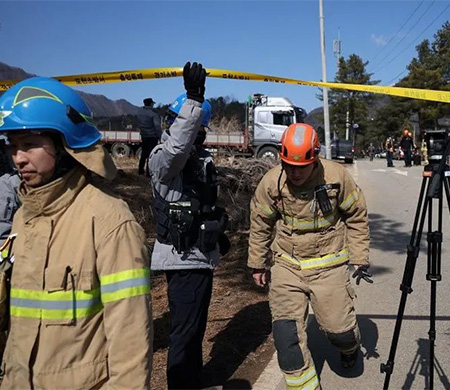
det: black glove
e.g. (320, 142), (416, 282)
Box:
(352, 265), (373, 285)
(183, 61), (206, 103)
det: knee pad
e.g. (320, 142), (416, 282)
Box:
(273, 319), (304, 371)
(326, 327), (360, 351)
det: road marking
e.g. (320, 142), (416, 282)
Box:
(393, 169), (408, 176)
(371, 168), (408, 176)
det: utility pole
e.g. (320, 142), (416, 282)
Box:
(333, 28), (341, 63)
(345, 106), (350, 140)
(334, 28), (350, 141)
(319, 0), (331, 160)
(333, 29), (342, 141)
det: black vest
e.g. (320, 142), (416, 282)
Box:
(152, 149), (226, 253)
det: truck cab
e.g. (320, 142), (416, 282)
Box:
(204, 93), (306, 160)
(249, 94), (306, 159)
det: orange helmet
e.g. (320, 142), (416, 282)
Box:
(280, 123), (320, 166)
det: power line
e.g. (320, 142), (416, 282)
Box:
(370, 0), (436, 72)
(369, 0), (425, 64)
(387, 69), (408, 85)
(373, 2), (450, 76)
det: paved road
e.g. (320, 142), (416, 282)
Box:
(253, 158), (450, 390)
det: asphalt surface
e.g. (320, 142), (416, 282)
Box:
(253, 158), (450, 390)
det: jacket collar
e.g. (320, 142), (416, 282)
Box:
(19, 166), (88, 223)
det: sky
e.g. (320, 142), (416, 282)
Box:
(1, 0), (450, 113)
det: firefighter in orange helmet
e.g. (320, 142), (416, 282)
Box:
(248, 124), (372, 389)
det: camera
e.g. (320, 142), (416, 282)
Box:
(423, 129), (450, 164)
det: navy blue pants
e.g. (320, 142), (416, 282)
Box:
(404, 148), (412, 167)
(138, 137), (158, 176)
(165, 269), (213, 390)
(387, 151), (394, 167)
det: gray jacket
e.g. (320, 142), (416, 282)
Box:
(148, 99), (220, 271)
(137, 107), (162, 139)
(0, 173), (20, 246)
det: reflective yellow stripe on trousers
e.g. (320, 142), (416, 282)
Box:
(280, 248), (349, 270)
(285, 367), (320, 390)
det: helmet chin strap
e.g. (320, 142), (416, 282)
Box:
(47, 134), (79, 182)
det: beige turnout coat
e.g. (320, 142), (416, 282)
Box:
(248, 159), (369, 272)
(1, 166), (153, 390)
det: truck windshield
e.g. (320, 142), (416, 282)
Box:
(273, 111), (294, 126)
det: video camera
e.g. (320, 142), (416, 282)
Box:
(423, 129), (450, 164)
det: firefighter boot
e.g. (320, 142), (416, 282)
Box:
(340, 349), (359, 369)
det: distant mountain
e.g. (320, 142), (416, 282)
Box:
(0, 62), (139, 117)
(305, 107), (324, 129)
(305, 95), (390, 129)
(0, 62), (35, 81)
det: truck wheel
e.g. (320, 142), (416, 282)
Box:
(111, 143), (131, 158)
(135, 147), (142, 159)
(345, 158), (354, 164)
(257, 146), (279, 160)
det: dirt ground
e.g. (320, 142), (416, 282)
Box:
(95, 158), (276, 390)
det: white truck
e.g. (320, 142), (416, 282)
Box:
(205, 94), (307, 159)
(101, 94), (306, 159)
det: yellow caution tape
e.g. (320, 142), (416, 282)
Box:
(1, 67), (450, 104)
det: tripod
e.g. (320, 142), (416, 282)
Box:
(380, 140), (450, 390)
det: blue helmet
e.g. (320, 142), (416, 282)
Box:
(166, 93), (212, 127)
(0, 77), (101, 149)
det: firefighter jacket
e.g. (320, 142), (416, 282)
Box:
(248, 159), (369, 271)
(149, 99), (223, 271)
(1, 166), (153, 390)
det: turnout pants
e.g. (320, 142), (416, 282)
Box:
(269, 262), (360, 390)
(165, 269), (213, 390)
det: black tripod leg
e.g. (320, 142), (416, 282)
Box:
(381, 176), (430, 389)
(426, 174), (447, 390)
(426, 197), (442, 390)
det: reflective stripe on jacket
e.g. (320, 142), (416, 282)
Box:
(9, 268), (150, 320)
(248, 159), (369, 271)
(2, 167), (153, 390)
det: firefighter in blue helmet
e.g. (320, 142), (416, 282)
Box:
(148, 62), (229, 389)
(0, 77), (153, 389)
